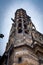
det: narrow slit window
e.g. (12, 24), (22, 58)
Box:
(18, 57), (22, 63)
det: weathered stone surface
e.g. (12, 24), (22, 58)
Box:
(0, 8), (43, 65)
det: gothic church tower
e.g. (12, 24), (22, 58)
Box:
(0, 9), (43, 65)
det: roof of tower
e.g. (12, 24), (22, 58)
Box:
(15, 8), (31, 20)
(15, 8), (26, 13)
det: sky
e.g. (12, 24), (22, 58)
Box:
(0, 0), (43, 56)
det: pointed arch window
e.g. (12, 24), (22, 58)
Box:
(18, 19), (22, 33)
(24, 21), (28, 34)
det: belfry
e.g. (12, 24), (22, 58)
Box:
(0, 9), (43, 65)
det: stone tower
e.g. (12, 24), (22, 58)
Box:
(0, 9), (43, 65)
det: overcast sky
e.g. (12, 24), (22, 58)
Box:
(0, 0), (43, 56)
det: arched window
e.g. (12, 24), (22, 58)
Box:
(18, 19), (22, 33)
(24, 21), (28, 34)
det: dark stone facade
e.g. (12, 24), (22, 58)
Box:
(0, 8), (43, 65)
